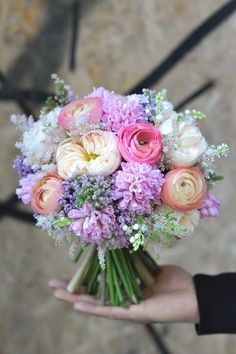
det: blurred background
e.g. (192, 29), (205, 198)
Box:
(0, 0), (236, 353)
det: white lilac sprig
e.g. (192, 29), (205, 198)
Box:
(41, 74), (76, 115)
(176, 109), (206, 123)
(200, 143), (230, 178)
(123, 211), (187, 253)
(35, 211), (73, 245)
(142, 88), (173, 126)
(10, 114), (34, 131)
(158, 134), (175, 171)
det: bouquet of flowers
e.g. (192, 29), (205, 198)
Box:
(12, 74), (229, 306)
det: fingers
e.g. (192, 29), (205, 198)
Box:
(49, 278), (68, 289)
(73, 300), (150, 322)
(54, 288), (97, 304)
(73, 301), (137, 320)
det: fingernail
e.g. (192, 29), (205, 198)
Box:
(48, 279), (55, 287)
(54, 290), (63, 298)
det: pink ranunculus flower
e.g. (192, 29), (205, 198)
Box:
(57, 98), (103, 131)
(31, 173), (63, 215)
(162, 167), (207, 211)
(118, 123), (162, 164)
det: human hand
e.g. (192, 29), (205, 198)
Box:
(49, 265), (199, 324)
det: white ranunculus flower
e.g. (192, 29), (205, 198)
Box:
(21, 107), (62, 166)
(160, 206), (200, 237)
(56, 130), (121, 178)
(159, 117), (207, 167)
(171, 209), (200, 237)
(158, 111), (177, 129)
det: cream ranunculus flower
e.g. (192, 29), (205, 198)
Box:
(159, 116), (207, 167)
(56, 130), (121, 178)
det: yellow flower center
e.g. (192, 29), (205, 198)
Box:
(84, 151), (99, 161)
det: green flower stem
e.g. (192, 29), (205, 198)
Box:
(106, 251), (115, 305)
(112, 255), (125, 305)
(67, 244), (96, 293)
(130, 252), (155, 288)
(117, 249), (138, 304)
(70, 245), (84, 263)
(124, 250), (143, 300)
(100, 269), (106, 305)
(97, 281), (101, 299)
(87, 259), (100, 294)
(111, 250), (134, 303)
(84, 253), (99, 286)
(138, 249), (161, 276)
(92, 276), (99, 295)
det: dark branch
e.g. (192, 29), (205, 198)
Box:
(70, 0), (80, 71)
(126, 0), (236, 94)
(0, 70), (34, 116)
(174, 80), (216, 111)
(146, 324), (172, 354)
(0, 205), (34, 223)
(0, 89), (53, 103)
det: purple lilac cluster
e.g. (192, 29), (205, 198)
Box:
(59, 174), (113, 214)
(13, 155), (38, 177)
(141, 89), (158, 122)
(88, 87), (147, 132)
(112, 161), (165, 215)
(199, 193), (220, 218)
(59, 178), (79, 214)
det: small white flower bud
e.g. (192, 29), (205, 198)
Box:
(133, 224), (139, 230)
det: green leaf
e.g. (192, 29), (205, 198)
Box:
(75, 186), (93, 208)
(207, 172), (224, 182)
(53, 217), (72, 228)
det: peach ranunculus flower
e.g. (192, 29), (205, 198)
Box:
(57, 98), (103, 131)
(31, 173), (63, 215)
(56, 130), (121, 178)
(159, 117), (207, 167)
(118, 123), (162, 164)
(162, 167), (207, 210)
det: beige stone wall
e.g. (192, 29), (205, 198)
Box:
(0, 1), (236, 353)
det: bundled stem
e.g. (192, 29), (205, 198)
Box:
(67, 244), (96, 293)
(68, 246), (160, 306)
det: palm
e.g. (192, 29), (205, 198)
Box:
(49, 265), (199, 323)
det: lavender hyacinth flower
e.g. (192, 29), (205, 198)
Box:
(88, 87), (147, 132)
(68, 202), (117, 245)
(112, 161), (165, 215)
(199, 193), (220, 218)
(16, 173), (41, 204)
